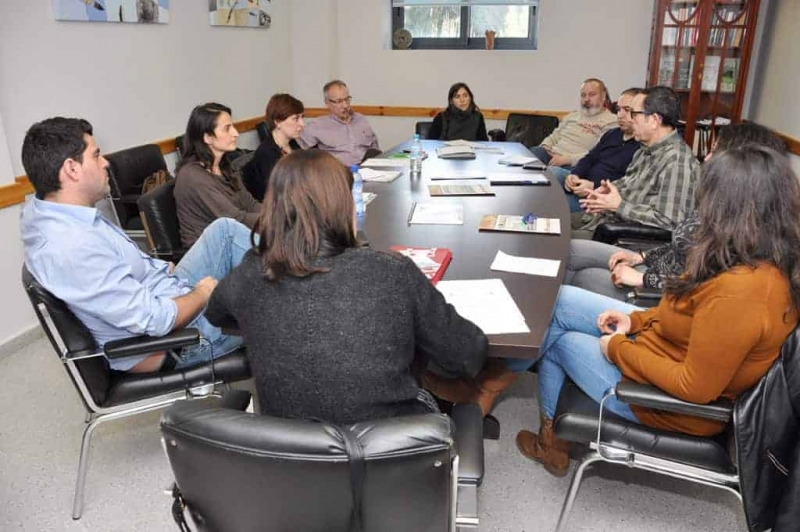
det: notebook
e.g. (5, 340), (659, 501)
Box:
(429, 182), (495, 196)
(436, 145), (477, 160)
(389, 246), (453, 284)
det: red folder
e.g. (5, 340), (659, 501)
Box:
(389, 246), (453, 284)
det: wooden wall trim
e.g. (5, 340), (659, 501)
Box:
(4, 106), (799, 210)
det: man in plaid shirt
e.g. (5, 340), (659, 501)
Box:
(572, 86), (699, 238)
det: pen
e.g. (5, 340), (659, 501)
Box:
(407, 201), (417, 225)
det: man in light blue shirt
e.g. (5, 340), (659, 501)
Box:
(20, 117), (250, 372)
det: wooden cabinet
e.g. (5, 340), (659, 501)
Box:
(647, 0), (761, 155)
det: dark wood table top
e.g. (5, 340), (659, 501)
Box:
(361, 140), (570, 359)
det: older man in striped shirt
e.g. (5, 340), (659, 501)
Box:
(572, 86), (699, 238)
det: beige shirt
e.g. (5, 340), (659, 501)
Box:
(540, 109), (618, 165)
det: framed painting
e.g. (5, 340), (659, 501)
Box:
(52, 0), (170, 23)
(209, 0), (272, 28)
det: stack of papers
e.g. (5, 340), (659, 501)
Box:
(443, 140), (504, 154)
(487, 173), (549, 185)
(498, 155), (540, 166)
(436, 145), (476, 159)
(408, 202), (464, 225)
(436, 279), (530, 335)
(362, 158), (409, 168)
(490, 251), (560, 278)
(359, 168), (402, 183)
(429, 172), (487, 181)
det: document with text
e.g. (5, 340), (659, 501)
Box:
(490, 250), (561, 278)
(436, 279), (530, 335)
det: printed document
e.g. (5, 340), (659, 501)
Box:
(490, 250), (561, 278)
(408, 202), (464, 225)
(436, 279), (530, 335)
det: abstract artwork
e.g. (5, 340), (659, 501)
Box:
(52, 0), (170, 24)
(209, 0), (272, 28)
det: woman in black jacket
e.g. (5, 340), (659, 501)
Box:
(427, 82), (488, 142)
(241, 93), (304, 201)
(206, 150), (488, 425)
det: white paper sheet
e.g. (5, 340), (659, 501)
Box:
(362, 158), (409, 168)
(409, 203), (464, 225)
(436, 279), (530, 335)
(490, 250), (561, 278)
(359, 168), (402, 183)
(487, 172), (549, 185)
(498, 155), (540, 166)
(443, 140), (504, 153)
(363, 192), (377, 208)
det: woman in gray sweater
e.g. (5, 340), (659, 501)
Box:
(174, 102), (260, 248)
(206, 150), (487, 425)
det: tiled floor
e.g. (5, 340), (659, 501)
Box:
(0, 338), (746, 531)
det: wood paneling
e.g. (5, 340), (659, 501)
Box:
(4, 106), (798, 210)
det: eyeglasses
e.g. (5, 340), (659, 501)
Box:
(327, 96), (353, 106)
(629, 109), (650, 119)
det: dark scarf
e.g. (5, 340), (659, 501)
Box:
(442, 104), (482, 141)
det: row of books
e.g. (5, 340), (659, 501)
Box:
(657, 53), (738, 93)
(662, 25), (744, 48)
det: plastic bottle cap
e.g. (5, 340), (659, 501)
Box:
(413, 134), (420, 140)
(350, 165), (360, 172)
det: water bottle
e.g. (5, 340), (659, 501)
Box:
(410, 134), (422, 176)
(351, 165), (365, 217)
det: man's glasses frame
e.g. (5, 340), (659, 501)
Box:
(629, 109), (651, 119)
(326, 96), (353, 106)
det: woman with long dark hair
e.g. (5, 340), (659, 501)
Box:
(205, 150), (487, 425)
(174, 102), (260, 247)
(427, 82), (488, 141)
(516, 145), (800, 477)
(242, 93), (305, 201)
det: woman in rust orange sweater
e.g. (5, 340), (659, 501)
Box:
(517, 145), (800, 477)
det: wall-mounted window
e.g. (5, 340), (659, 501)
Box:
(391, 0), (538, 50)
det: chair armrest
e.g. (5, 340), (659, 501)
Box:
(632, 287), (662, 300)
(214, 389), (252, 411)
(449, 403), (484, 485)
(593, 222), (672, 246)
(615, 382), (732, 423)
(103, 328), (200, 360)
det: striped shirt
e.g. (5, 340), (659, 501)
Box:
(580, 130), (699, 231)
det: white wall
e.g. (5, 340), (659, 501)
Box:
(291, 0), (655, 149)
(0, 1), (293, 346)
(746, 0), (800, 173)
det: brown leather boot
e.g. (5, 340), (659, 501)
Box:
(516, 414), (570, 477)
(420, 370), (477, 404)
(474, 359), (520, 416)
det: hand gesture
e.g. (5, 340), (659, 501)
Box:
(572, 179), (595, 198)
(608, 250), (643, 270)
(597, 310), (632, 335)
(579, 179), (622, 214)
(611, 264), (645, 288)
(564, 174), (581, 192)
(548, 153), (571, 168)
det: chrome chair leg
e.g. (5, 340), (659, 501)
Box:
(554, 450), (603, 532)
(72, 415), (106, 520)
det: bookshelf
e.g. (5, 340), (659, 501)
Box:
(647, 0), (761, 155)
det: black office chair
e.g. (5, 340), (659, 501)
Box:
(137, 181), (188, 263)
(105, 144), (168, 238)
(549, 328), (800, 531)
(593, 221), (673, 251)
(416, 120), (433, 139)
(255, 121), (269, 143)
(488, 113), (560, 148)
(22, 265), (251, 520)
(161, 399), (485, 531)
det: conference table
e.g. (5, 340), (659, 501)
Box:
(361, 140), (571, 360)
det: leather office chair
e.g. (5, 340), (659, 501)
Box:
(105, 144), (168, 238)
(161, 399), (485, 532)
(488, 113), (560, 148)
(137, 181), (188, 263)
(255, 121), (269, 143)
(549, 329), (800, 531)
(22, 265), (251, 520)
(416, 120), (433, 139)
(592, 221), (673, 252)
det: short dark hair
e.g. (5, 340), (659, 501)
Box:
(176, 102), (240, 189)
(323, 80), (347, 99)
(447, 82), (478, 112)
(265, 93), (305, 131)
(21, 117), (93, 199)
(254, 149), (357, 282)
(621, 87), (645, 98)
(642, 86), (681, 129)
(715, 122), (786, 154)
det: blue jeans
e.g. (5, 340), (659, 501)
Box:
(504, 286), (641, 422)
(549, 166), (582, 213)
(171, 218), (252, 369)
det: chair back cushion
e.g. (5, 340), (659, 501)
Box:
(505, 113), (559, 148)
(21, 265), (111, 407)
(255, 121), (269, 143)
(416, 121), (433, 139)
(137, 181), (184, 261)
(106, 144), (168, 229)
(161, 402), (455, 532)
